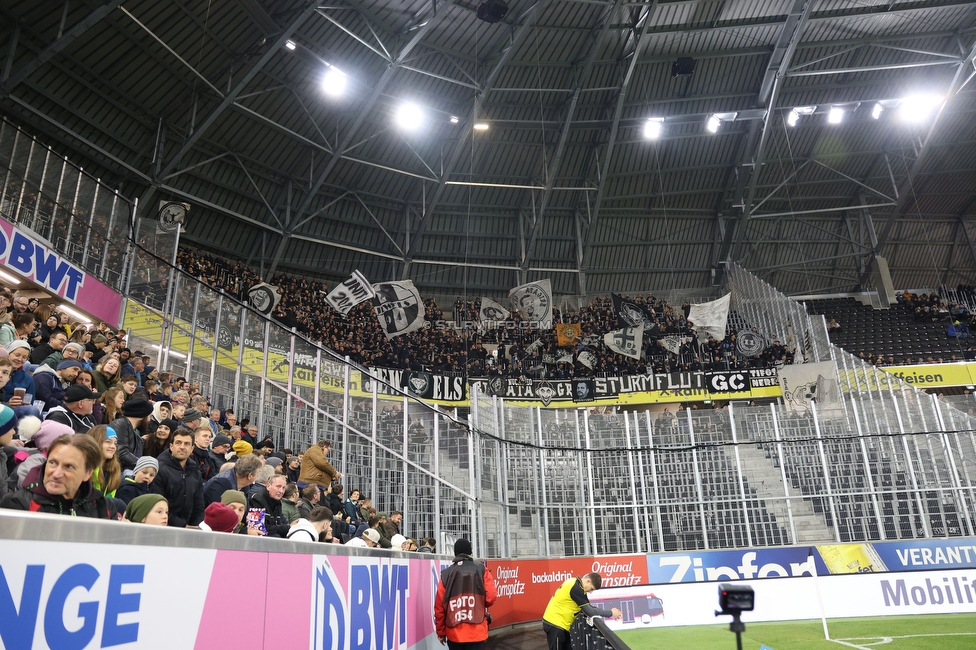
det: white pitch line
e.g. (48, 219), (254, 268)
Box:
(842, 633), (976, 640)
(828, 639), (872, 650)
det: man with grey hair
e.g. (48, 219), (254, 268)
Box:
(249, 473), (290, 537)
(203, 453), (262, 506)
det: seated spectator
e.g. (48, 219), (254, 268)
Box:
(345, 527), (381, 548)
(418, 537), (436, 553)
(287, 505), (335, 542)
(116, 456), (158, 505)
(111, 398), (153, 471)
(4, 341), (38, 419)
(124, 493), (168, 526)
(98, 387), (125, 425)
(0, 433), (113, 518)
(191, 427), (218, 481)
(150, 428), (205, 528)
(203, 454), (262, 506)
(43, 342), (85, 371)
(390, 533), (408, 551)
(281, 483), (301, 522)
(149, 400), (172, 434)
(948, 320), (970, 339)
(29, 326), (67, 365)
(94, 357), (121, 393)
(231, 440), (252, 458)
(86, 425), (122, 499)
(34, 361), (82, 413)
(44, 385), (98, 433)
(0, 312), (34, 347)
(219, 490), (254, 535)
(199, 502), (239, 533)
(248, 473), (290, 538)
(297, 484), (319, 519)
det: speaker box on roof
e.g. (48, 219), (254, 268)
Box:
(477, 0), (509, 23)
(671, 57), (697, 77)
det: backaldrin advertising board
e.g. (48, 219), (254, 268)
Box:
(0, 215), (123, 326)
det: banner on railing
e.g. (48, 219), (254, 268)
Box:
(0, 214), (123, 326)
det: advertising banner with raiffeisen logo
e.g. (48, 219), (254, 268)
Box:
(0, 215), (124, 326)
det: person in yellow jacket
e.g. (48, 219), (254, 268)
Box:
(541, 573), (621, 650)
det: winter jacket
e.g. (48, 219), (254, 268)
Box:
(45, 407), (97, 434)
(109, 416), (143, 471)
(298, 444), (338, 488)
(0, 322), (17, 347)
(248, 485), (291, 538)
(31, 365), (66, 411)
(150, 450), (204, 527)
(28, 342), (55, 365)
(2, 368), (35, 404)
(202, 468), (239, 506)
(192, 446), (220, 482)
(0, 463), (114, 518)
(434, 556), (497, 643)
(116, 476), (151, 505)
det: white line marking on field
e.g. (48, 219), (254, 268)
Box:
(828, 639), (872, 650)
(831, 632), (976, 648)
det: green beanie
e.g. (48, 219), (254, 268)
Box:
(125, 493), (167, 523)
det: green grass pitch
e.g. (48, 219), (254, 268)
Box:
(615, 613), (976, 650)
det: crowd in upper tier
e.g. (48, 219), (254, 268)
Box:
(176, 247), (798, 377)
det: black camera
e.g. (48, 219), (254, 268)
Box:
(718, 583), (754, 614)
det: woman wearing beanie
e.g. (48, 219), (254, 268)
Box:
(198, 502), (240, 533)
(86, 425), (122, 498)
(3, 340), (39, 419)
(124, 493), (168, 525)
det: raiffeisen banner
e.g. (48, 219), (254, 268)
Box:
(0, 215), (123, 326)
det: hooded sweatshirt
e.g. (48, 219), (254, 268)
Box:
(31, 364), (67, 412)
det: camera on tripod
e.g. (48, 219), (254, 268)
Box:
(718, 583), (755, 614)
(715, 583), (754, 650)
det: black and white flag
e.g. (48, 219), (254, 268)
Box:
(604, 324), (644, 359)
(325, 270), (374, 315)
(687, 293), (731, 341)
(248, 282), (281, 316)
(479, 297), (510, 326)
(660, 335), (683, 355)
(572, 379), (596, 403)
(509, 279), (552, 329)
(611, 293), (655, 329)
(578, 351), (597, 369)
(736, 330), (767, 357)
(557, 352), (575, 364)
(372, 280), (426, 338)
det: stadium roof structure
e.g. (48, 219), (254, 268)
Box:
(3, 0), (976, 298)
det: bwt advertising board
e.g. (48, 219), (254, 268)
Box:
(0, 216), (123, 326)
(0, 540), (445, 650)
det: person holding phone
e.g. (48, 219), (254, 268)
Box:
(3, 341), (39, 418)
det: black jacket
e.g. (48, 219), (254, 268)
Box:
(192, 446), (220, 482)
(202, 469), (239, 507)
(109, 416), (143, 471)
(249, 486), (290, 538)
(151, 450), (204, 527)
(0, 464), (114, 518)
(45, 407), (97, 434)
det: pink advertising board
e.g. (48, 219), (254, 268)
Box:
(0, 215), (124, 326)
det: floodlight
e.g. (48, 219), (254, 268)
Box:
(396, 102), (423, 130)
(284, 40), (297, 51)
(787, 109), (799, 127)
(706, 115), (721, 133)
(897, 94), (943, 122)
(322, 66), (347, 97)
(473, 122), (490, 131)
(58, 304), (90, 322)
(644, 117), (664, 139)
(828, 106), (844, 124)
(872, 102), (883, 119)
(0, 270), (20, 285)
(449, 115), (459, 124)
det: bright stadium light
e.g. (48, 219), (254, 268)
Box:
(396, 102), (423, 130)
(473, 122), (490, 131)
(284, 40), (297, 51)
(644, 117), (664, 139)
(322, 66), (346, 97)
(787, 109), (799, 127)
(872, 102), (883, 119)
(828, 106), (844, 124)
(897, 94), (943, 122)
(449, 115), (459, 124)
(706, 114), (721, 133)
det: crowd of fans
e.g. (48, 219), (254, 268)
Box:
(0, 295), (436, 547)
(176, 247), (797, 378)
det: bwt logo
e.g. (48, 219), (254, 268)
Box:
(314, 561), (410, 650)
(0, 563), (144, 649)
(0, 228), (86, 301)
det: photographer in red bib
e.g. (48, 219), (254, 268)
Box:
(434, 539), (497, 650)
(542, 572), (622, 650)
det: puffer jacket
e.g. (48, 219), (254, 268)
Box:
(150, 450), (204, 527)
(0, 463), (114, 518)
(109, 416), (143, 471)
(31, 364), (66, 411)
